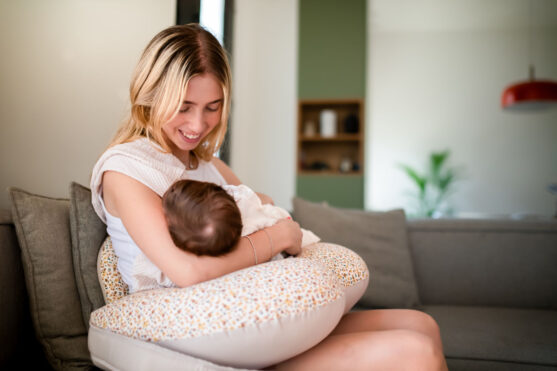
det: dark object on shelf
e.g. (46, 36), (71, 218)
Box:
(352, 162), (360, 172)
(343, 114), (359, 133)
(308, 161), (331, 171)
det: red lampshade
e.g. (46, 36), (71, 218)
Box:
(502, 80), (557, 110)
(502, 66), (557, 110)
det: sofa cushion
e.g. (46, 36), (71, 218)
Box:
(408, 219), (557, 308)
(446, 359), (556, 371)
(292, 197), (419, 308)
(69, 182), (108, 327)
(421, 305), (557, 367)
(9, 188), (91, 369)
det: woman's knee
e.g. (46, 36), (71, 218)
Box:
(415, 311), (442, 336)
(393, 330), (445, 370)
(397, 309), (443, 344)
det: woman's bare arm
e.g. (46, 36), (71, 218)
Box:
(212, 157), (242, 185)
(102, 170), (301, 287)
(212, 158), (275, 205)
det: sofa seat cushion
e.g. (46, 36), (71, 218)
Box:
(421, 305), (557, 367)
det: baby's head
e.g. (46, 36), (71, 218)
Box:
(162, 179), (242, 256)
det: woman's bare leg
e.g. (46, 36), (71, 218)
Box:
(275, 329), (445, 371)
(331, 309), (445, 351)
(274, 309), (448, 371)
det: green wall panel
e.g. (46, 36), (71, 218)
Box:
(297, 0), (366, 209)
(298, 0), (366, 99)
(296, 175), (364, 209)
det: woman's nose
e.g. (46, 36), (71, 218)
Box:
(188, 109), (204, 132)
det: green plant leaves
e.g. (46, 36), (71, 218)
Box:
(399, 150), (461, 218)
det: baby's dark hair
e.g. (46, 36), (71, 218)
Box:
(162, 179), (243, 256)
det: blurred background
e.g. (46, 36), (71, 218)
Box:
(1, 0), (556, 218)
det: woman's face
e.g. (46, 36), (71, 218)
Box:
(162, 73), (223, 158)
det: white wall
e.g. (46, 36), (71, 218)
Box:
(230, 0), (298, 210)
(0, 0), (175, 209)
(3, 0), (555, 218)
(366, 0), (557, 216)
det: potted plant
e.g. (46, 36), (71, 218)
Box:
(400, 150), (461, 218)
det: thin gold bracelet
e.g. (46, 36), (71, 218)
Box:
(262, 229), (274, 260)
(245, 235), (257, 265)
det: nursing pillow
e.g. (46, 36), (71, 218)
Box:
(299, 242), (369, 313)
(97, 238), (129, 303)
(89, 238), (369, 369)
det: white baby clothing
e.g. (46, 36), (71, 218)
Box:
(222, 184), (320, 247)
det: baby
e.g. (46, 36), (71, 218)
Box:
(162, 179), (319, 258)
(162, 179), (243, 257)
(131, 179), (319, 292)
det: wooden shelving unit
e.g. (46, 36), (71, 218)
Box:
(297, 99), (364, 175)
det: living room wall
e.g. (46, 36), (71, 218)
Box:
(229, 0), (298, 210)
(2, 0), (555, 218)
(366, 0), (557, 217)
(0, 0), (176, 209)
(230, 0), (557, 217)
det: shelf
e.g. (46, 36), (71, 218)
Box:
(297, 99), (364, 176)
(300, 134), (360, 142)
(298, 170), (363, 176)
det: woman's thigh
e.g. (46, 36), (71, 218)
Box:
(330, 309), (443, 349)
(274, 328), (442, 371)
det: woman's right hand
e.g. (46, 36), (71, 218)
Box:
(269, 218), (303, 256)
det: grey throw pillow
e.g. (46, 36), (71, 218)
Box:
(69, 182), (107, 327)
(292, 197), (420, 308)
(9, 188), (92, 369)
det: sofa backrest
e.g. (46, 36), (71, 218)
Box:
(407, 218), (557, 309)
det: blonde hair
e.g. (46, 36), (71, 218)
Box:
(109, 24), (232, 161)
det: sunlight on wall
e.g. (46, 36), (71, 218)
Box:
(200, 0), (225, 44)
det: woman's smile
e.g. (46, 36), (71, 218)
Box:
(178, 129), (201, 144)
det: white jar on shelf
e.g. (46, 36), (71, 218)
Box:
(320, 109), (337, 137)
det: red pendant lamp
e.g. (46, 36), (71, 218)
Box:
(502, 66), (557, 110)
(501, 0), (557, 111)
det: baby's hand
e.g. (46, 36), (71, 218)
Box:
(256, 192), (275, 205)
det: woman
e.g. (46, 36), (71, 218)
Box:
(91, 24), (448, 370)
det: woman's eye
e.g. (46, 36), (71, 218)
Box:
(206, 105), (219, 112)
(179, 106), (190, 113)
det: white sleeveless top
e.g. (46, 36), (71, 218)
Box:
(90, 138), (226, 292)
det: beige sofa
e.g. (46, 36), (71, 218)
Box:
(1, 185), (556, 370)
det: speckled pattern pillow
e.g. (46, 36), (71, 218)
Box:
(97, 237), (129, 304)
(92, 239), (369, 369)
(300, 242), (369, 313)
(90, 257), (346, 369)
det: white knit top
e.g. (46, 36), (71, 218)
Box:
(90, 138), (226, 292)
